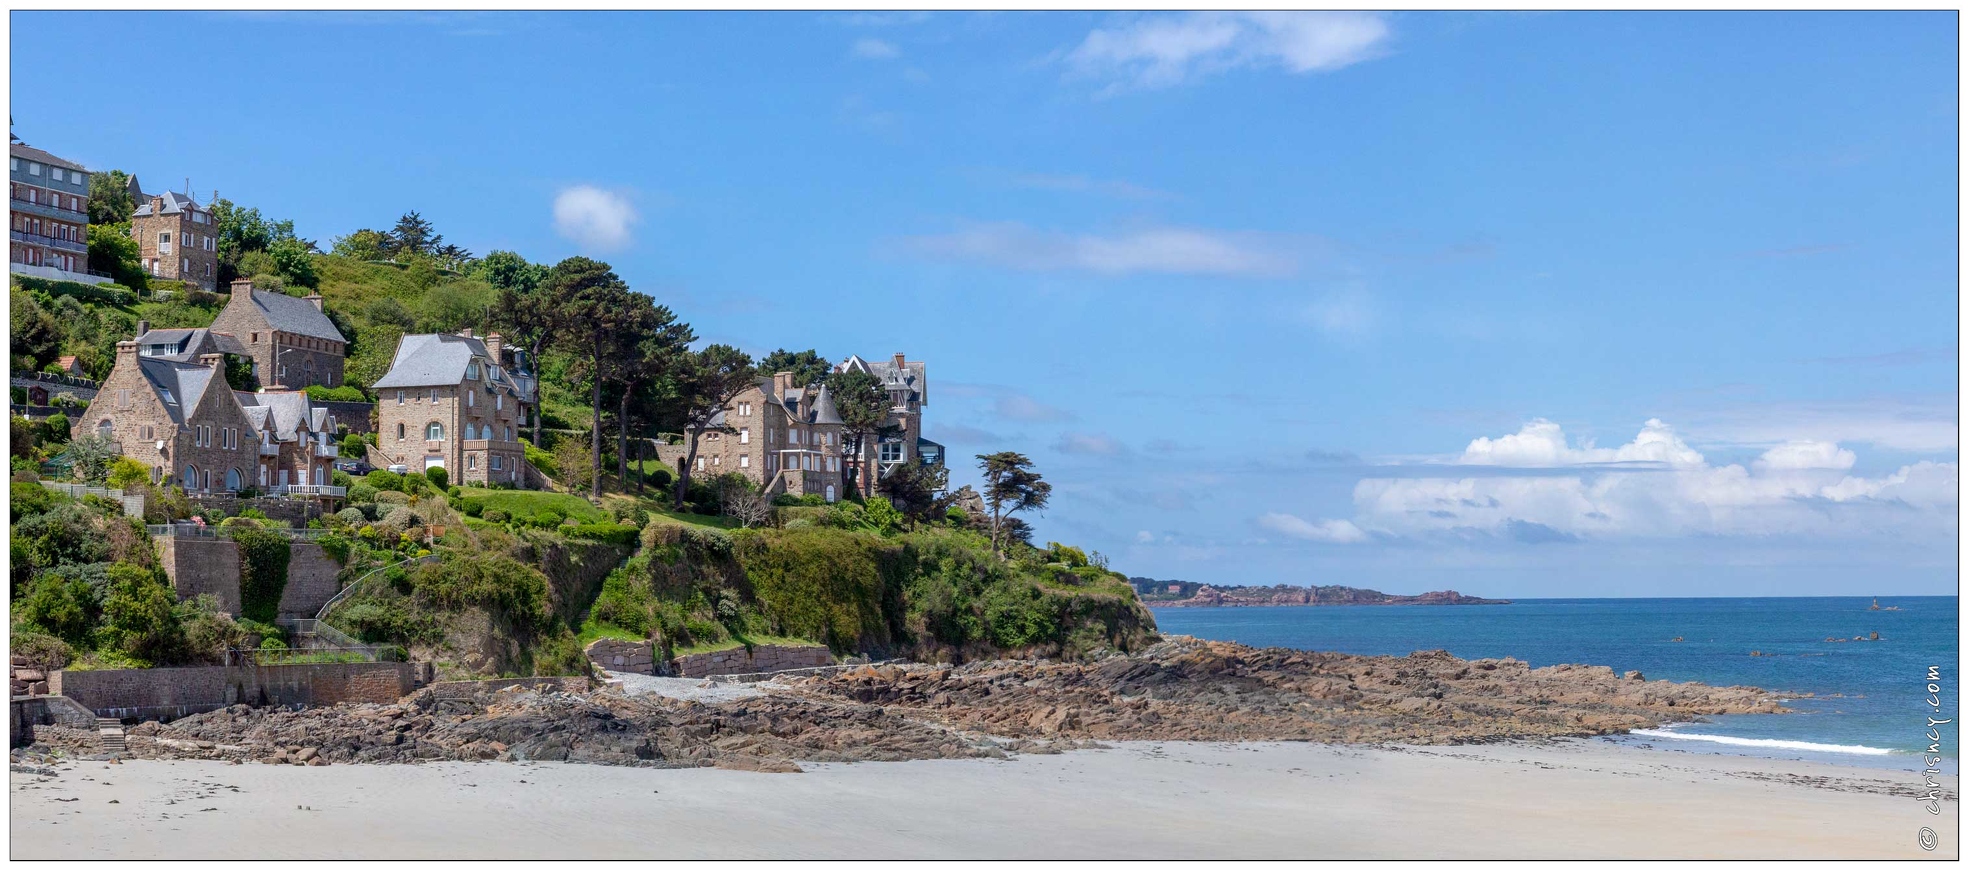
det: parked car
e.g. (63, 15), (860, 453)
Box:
(387, 464), (409, 475)
(335, 459), (375, 476)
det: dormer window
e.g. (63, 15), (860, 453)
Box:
(467, 361), (481, 381)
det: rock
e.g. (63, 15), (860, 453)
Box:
(1624, 671), (1645, 681)
(16, 669), (46, 682)
(296, 747), (319, 762)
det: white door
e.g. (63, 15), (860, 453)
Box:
(424, 456), (445, 471)
(825, 485), (836, 503)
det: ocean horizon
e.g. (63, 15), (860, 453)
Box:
(1151, 595), (1958, 772)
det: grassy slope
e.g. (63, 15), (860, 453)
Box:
(454, 487), (608, 524)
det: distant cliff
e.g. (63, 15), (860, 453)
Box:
(1130, 578), (1508, 608)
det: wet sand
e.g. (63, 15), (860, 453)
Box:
(10, 740), (1956, 860)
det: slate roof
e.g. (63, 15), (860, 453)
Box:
(135, 327), (249, 363)
(9, 143), (85, 173)
(836, 354), (928, 405)
(136, 358), (221, 426)
(237, 391), (329, 441)
(132, 190), (201, 218)
(240, 288), (345, 343)
(809, 384), (843, 426)
(370, 333), (531, 401)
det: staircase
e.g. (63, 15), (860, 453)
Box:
(96, 717), (126, 756)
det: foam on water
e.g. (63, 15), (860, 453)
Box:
(1628, 726), (1898, 756)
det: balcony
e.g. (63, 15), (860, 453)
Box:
(270, 484), (346, 499)
(9, 197), (85, 222)
(258, 443), (280, 456)
(316, 444), (339, 458)
(10, 229), (86, 254)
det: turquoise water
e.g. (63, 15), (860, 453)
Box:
(1151, 597), (1958, 771)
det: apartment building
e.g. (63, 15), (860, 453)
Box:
(130, 189), (219, 290)
(8, 139), (94, 283)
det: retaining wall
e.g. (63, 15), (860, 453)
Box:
(415, 676), (589, 700)
(585, 639), (657, 675)
(154, 536), (342, 620)
(671, 644), (834, 679)
(10, 696), (97, 747)
(48, 662), (417, 721)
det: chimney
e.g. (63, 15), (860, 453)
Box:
(149, 195), (164, 213)
(485, 333), (504, 362)
(893, 352), (906, 370)
(773, 371), (795, 396)
(136, 319), (150, 337)
(197, 353), (224, 370)
(230, 278), (254, 299)
(304, 293), (324, 311)
(457, 327), (473, 339)
(115, 340), (138, 368)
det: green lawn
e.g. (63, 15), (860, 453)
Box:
(455, 487), (608, 524)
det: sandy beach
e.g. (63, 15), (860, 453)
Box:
(11, 740), (1955, 860)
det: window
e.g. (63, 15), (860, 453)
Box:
(181, 232), (190, 247)
(739, 455), (749, 469)
(495, 394), (502, 411)
(117, 388), (131, 409)
(426, 422), (444, 440)
(695, 457), (704, 470)
(27, 162), (39, 176)
(791, 430), (801, 445)
(428, 389), (437, 403)
(467, 362), (480, 380)
(468, 456), (477, 470)
(397, 422), (406, 440)
(739, 428), (749, 445)
(466, 390), (475, 408)
(182, 465), (197, 490)
(225, 469), (242, 491)
(880, 441), (904, 463)
(397, 391), (405, 405)
(97, 418), (114, 437)
(491, 456), (502, 471)
(50, 168), (63, 182)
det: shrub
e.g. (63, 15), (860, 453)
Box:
(38, 413), (70, 445)
(424, 466), (448, 490)
(10, 480), (55, 523)
(533, 510), (564, 529)
(347, 482), (379, 503)
(564, 522), (639, 546)
(317, 532), (353, 564)
(101, 564), (188, 664)
(303, 384), (367, 402)
(330, 469), (354, 489)
(18, 572), (100, 646)
(107, 457), (150, 491)
(733, 528), (898, 653)
(403, 471), (431, 493)
(232, 527), (293, 624)
(365, 470), (405, 492)
(10, 632), (73, 671)
(374, 490), (411, 505)
(483, 509), (510, 523)
(409, 552), (554, 632)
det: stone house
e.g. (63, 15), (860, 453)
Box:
(8, 139), (93, 282)
(134, 323), (249, 364)
(834, 352), (942, 488)
(370, 330), (534, 486)
(130, 190), (219, 291)
(680, 372), (849, 501)
(236, 390), (341, 497)
(70, 339), (259, 493)
(207, 279), (347, 390)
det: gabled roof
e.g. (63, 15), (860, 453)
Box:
(236, 390), (327, 441)
(136, 358), (221, 426)
(239, 288), (345, 343)
(132, 190), (201, 218)
(10, 143), (85, 173)
(836, 354), (928, 405)
(370, 333), (530, 401)
(135, 327), (249, 362)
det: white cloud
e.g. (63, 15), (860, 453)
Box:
(1459, 418), (1706, 468)
(1346, 418), (1956, 543)
(1677, 396), (1958, 454)
(1135, 530), (1156, 544)
(552, 186), (637, 252)
(1753, 440), (1857, 472)
(851, 38), (899, 59)
(1065, 12), (1391, 93)
(1056, 432), (1125, 456)
(904, 222), (1295, 277)
(1257, 513), (1368, 544)
(992, 392), (1072, 423)
(1304, 291), (1373, 338)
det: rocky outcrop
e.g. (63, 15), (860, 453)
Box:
(95, 638), (1789, 768)
(1151, 585), (1507, 608)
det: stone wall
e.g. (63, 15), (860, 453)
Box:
(158, 535), (243, 615)
(671, 644), (834, 679)
(277, 542), (342, 620)
(318, 399), (376, 435)
(49, 662), (417, 721)
(154, 535), (344, 619)
(11, 696), (96, 747)
(585, 639), (656, 675)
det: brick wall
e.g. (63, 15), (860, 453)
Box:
(50, 662), (416, 720)
(671, 644), (834, 679)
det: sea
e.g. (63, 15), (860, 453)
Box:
(1151, 596), (1959, 772)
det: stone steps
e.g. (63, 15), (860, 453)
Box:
(96, 717), (127, 755)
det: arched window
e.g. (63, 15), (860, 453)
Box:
(225, 469), (242, 491)
(426, 422), (445, 440)
(182, 465), (198, 490)
(463, 423), (476, 440)
(97, 418), (113, 437)
(397, 422), (406, 440)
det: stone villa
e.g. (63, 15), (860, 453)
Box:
(208, 278), (348, 389)
(666, 352), (942, 502)
(370, 329), (536, 486)
(130, 188), (220, 291)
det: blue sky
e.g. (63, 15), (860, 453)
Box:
(12, 11), (1957, 596)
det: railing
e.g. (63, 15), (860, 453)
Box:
(146, 523), (334, 541)
(270, 484), (346, 498)
(316, 553), (442, 624)
(12, 370), (99, 391)
(8, 197), (86, 222)
(258, 443), (280, 456)
(9, 229), (87, 254)
(316, 444), (340, 458)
